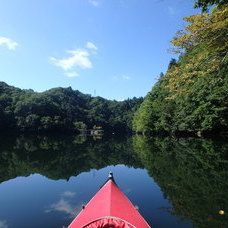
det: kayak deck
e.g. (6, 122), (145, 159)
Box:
(68, 173), (151, 228)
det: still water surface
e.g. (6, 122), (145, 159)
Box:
(0, 135), (227, 228)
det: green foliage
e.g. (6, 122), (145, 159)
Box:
(0, 82), (143, 133)
(133, 73), (178, 133)
(167, 58), (177, 71)
(194, 0), (228, 12)
(133, 7), (228, 135)
(74, 121), (87, 131)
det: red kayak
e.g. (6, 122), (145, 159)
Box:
(68, 172), (151, 228)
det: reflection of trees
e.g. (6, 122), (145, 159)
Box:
(0, 135), (142, 183)
(133, 136), (228, 228)
(1, 134), (228, 227)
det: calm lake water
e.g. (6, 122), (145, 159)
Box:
(0, 135), (227, 228)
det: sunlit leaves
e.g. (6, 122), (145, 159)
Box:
(133, 7), (228, 134)
(194, 0), (227, 12)
(166, 6), (228, 96)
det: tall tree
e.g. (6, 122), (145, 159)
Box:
(166, 6), (228, 96)
(133, 6), (228, 134)
(194, 0), (228, 11)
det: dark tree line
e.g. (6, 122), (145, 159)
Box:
(0, 82), (143, 133)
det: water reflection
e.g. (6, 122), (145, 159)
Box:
(0, 134), (227, 228)
(62, 191), (77, 197)
(46, 199), (78, 219)
(45, 190), (80, 219)
(133, 136), (228, 228)
(0, 135), (142, 183)
(0, 220), (8, 228)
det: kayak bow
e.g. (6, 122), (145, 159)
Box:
(68, 172), (151, 228)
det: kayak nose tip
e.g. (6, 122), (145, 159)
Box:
(107, 171), (117, 185)
(108, 171), (113, 179)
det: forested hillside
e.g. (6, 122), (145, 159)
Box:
(1, 1), (227, 136)
(0, 82), (143, 133)
(133, 5), (228, 136)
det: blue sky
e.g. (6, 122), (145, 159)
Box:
(0, 0), (200, 100)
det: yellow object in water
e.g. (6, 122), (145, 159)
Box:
(219, 210), (225, 215)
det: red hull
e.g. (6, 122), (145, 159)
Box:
(68, 173), (151, 228)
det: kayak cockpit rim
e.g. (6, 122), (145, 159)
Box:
(81, 216), (137, 228)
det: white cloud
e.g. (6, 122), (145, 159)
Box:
(50, 42), (98, 77)
(168, 6), (175, 15)
(110, 76), (118, 81)
(122, 75), (131, 80)
(0, 37), (18, 50)
(45, 199), (81, 219)
(62, 191), (77, 197)
(0, 220), (8, 228)
(86, 42), (98, 51)
(45, 199), (76, 218)
(111, 74), (132, 81)
(64, 72), (79, 78)
(50, 49), (92, 71)
(89, 0), (99, 7)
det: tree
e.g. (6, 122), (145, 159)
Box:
(0, 82), (143, 133)
(194, 0), (228, 11)
(166, 6), (228, 96)
(74, 121), (87, 131)
(133, 7), (228, 134)
(167, 58), (177, 71)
